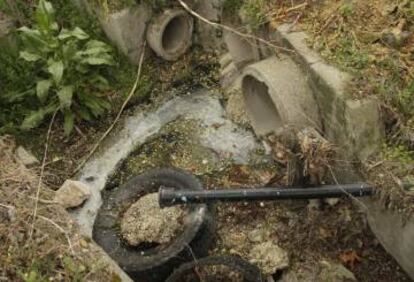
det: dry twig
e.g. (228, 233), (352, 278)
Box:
(29, 110), (57, 240)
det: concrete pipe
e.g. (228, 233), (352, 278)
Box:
(241, 56), (321, 136)
(147, 9), (194, 61)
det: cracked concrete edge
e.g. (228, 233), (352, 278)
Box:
(267, 23), (383, 161)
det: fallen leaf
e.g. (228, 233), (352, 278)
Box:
(339, 250), (362, 268)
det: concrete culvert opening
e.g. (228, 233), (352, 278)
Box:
(147, 9), (194, 61)
(242, 75), (283, 135)
(162, 15), (189, 53)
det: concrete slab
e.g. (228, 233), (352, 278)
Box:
(100, 5), (151, 64)
(345, 99), (384, 160)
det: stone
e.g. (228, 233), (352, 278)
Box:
(224, 232), (248, 248)
(248, 241), (289, 274)
(220, 62), (241, 89)
(281, 260), (356, 282)
(247, 229), (265, 243)
(100, 5), (151, 64)
(275, 25), (322, 65)
(318, 260), (356, 282)
(225, 90), (250, 125)
(54, 180), (91, 209)
(324, 198), (340, 206)
(345, 99), (384, 160)
(121, 193), (184, 246)
(310, 61), (351, 98)
(15, 146), (39, 166)
(219, 52), (232, 69)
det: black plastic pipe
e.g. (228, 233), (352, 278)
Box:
(159, 183), (374, 207)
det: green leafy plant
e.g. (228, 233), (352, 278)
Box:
(398, 81), (414, 118)
(15, 0), (114, 135)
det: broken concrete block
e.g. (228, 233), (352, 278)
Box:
(15, 146), (39, 166)
(345, 99), (384, 160)
(100, 5), (152, 64)
(55, 180), (91, 209)
(310, 61), (351, 99)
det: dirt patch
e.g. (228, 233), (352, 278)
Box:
(121, 192), (185, 246)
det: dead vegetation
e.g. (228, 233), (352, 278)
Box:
(0, 136), (122, 281)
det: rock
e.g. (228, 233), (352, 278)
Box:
(281, 260), (356, 282)
(318, 260), (356, 282)
(247, 229), (265, 243)
(345, 99), (383, 160)
(121, 193), (184, 246)
(226, 91), (250, 125)
(307, 199), (322, 210)
(100, 5), (152, 64)
(54, 180), (91, 209)
(248, 241), (289, 274)
(224, 232), (248, 248)
(324, 198), (340, 206)
(15, 146), (39, 166)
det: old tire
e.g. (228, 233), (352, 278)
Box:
(93, 168), (214, 282)
(166, 256), (264, 282)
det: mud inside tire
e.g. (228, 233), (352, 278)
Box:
(166, 256), (264, 282)
(93, 168), (214, 282)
